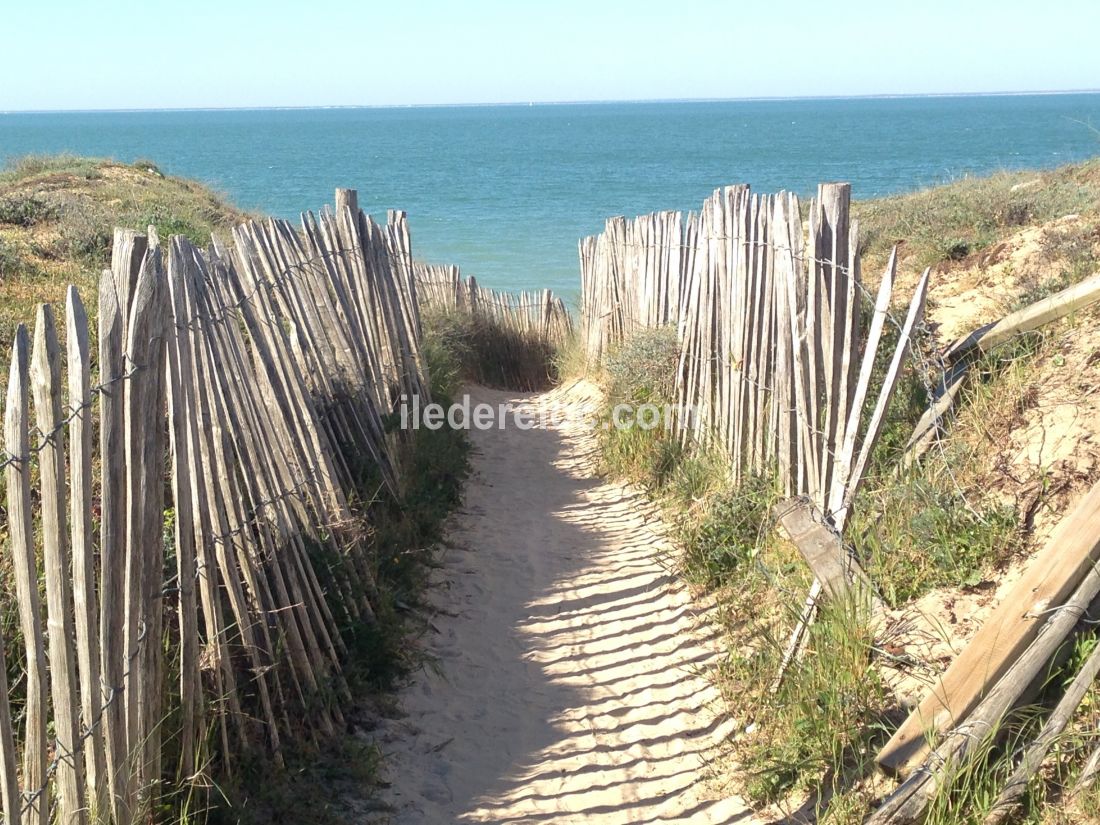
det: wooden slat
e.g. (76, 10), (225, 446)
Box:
(5, 325), (47, 825)
(164, 253), (202, 781)
(774, 498), (881, 608)
(66, 287), (106, 820)
(945, 269), (1100, 365)
(0, 604), (19, 825)
(877, 477), (1100, 777)
(31, 304), (88, 825)
(97, 265), (131, 823)
(869, 516), (1100, 822)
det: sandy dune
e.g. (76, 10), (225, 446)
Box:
(368, 382), (754, 824)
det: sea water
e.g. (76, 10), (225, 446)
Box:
(3, 94), (1099, 300)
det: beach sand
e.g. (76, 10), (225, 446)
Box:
(369, 382), (754, 824)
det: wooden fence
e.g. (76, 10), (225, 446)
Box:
(414, 262), (573, 348)
(0, 190), (430, 824)
(580, 183), (931, 681)
(414, 262), (573, 390)
(580, 183), (929, 529)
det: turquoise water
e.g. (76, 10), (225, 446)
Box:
(3, 95), (1100, 299)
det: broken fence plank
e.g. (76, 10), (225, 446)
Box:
(877, 478), (1100, 778)
(944, 270), (1100, 366)
(867, 513), (1100, 824)
(773, 498), (881, 608)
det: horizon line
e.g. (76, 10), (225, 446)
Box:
(3, 88), (1100, 115)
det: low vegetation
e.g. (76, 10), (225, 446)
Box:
(0, 154), (249, 352)
(419, 307), (562, 391)
(854, 156), (1100, 274)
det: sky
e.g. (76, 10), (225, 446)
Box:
(2, 0), (1097, 111)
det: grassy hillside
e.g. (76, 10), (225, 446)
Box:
(855, 156), (1100, 279)
(0, 155), (250, 352)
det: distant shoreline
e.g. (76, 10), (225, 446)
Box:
(3, 88), (1100, 116)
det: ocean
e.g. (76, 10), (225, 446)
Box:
(2, 94), (1099, 300)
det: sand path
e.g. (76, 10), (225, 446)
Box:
(370, 383), (754, 824)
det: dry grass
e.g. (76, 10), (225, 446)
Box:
(855, 156), (1100, 275)
(0, 155), (250, 354)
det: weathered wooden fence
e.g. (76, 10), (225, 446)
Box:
(0, 191), (430, 824)
(414, 262), (573, 348)
(580, 183), (930, 683)
(580, 182), (929, 528)
(415, 262), (573, 390)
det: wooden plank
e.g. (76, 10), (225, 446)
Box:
(4, 325), (48, 825)
(66, 287), (107, 820)
(31, 304), (88, 825)
(826, 247), (897, 517)
(164, 256), (202, 781)
(902, 271), (1100, 470)
(868, 521), (1100, 823)
(840, 267), (930, 521)
(0, 600), (20, 825)
(138, 230), (169, 799)
(334, 187), (359, 213)
(945, 270), (1100, 365)
(877, 477), (1100, 777)
(97, 265), (132, 823)
(984, 635), (1100, 824)
(122, 240), (162, 805)
(774, 498), (881, 608)
(816, 182), (851, 502)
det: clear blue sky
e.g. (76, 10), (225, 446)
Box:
(4, 0), (1097, 111)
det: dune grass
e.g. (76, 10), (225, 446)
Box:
(854, 156), (1100, 274)
(0, 154), (249, 353)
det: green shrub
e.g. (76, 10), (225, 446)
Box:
(0, 194), (56, 227)
(60, 213), (112, 266)
(853, 476), (1019, 604)
(0, 237), (22, 279)
(679, 474), (778, 589)
(603, 325), (680, 405)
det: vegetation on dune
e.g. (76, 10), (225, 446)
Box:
(854, 156), (1100, 274)
(0, 154), (249, 352)
(419, 307), (561, 391)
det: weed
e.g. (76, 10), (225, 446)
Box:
(852, 475), (1019, 604)
(0, 237), (23, 280)
(603, 325), (680, 405)
(0, 153), (103, 181)
(419, 307), (559, 391)
(740, 598), (890, 811)
(0, 194), (56, 227)
(679, 475), (777, 589)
